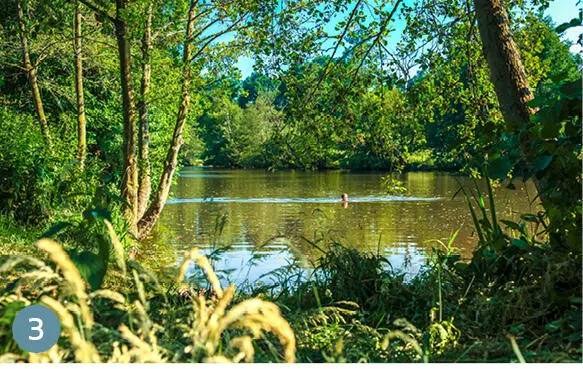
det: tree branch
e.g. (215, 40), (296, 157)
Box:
(190, 12), (251, 62)
(77, 0), (115, 23)
(304, 0), (364, 106)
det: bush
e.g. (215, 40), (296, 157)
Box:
(0, 110), (103, 225)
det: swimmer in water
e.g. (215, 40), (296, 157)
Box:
(341, 193), (348, 208)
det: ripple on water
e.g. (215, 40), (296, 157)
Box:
(167, 195), (442, 204)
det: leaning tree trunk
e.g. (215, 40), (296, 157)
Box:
(473, 0), (571, 248)
(473, 0), (534, 127)
(17, 0), (52, 146)
(137, 3), (153, 220)
(137, 1), (196, 239)
(473, 0), (545, 192)
(74, 1), (87, 170)
(115, 0), (139, 232)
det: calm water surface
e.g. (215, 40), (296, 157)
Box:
(142, 168), (539, 284)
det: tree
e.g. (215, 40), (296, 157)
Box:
(473, 0), (533, 126)
(16, 0), (52, 146)
(136, 0), (197, 239)
(114, 0), (139, 233)
(74, 0), (87, 170)
(137, 2), (152, 220)
(473, 0), (581, 249)
(73, 0), (332, 237)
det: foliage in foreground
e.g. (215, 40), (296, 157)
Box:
(0, 228), (295, 363)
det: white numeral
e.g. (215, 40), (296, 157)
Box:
(28, 317), (44, 341)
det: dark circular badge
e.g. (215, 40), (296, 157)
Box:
(12, 304), (61, 353)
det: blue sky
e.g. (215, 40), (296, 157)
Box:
(235, 0), (581, 79)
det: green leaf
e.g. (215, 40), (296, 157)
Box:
(545, 319), (562, 332)
(501, 220), (522, 231)
(86, 208), (112, 222)
(550, 72), (569, 84)
(71, 251), (106, 291)
(556, 18), (581, 34)
(510, 238), (528, 250)
(446, 254), (461, 265)
(520, 214), (538, 223)
(540, 121), (559, 139)
(0, 301), (25, 325)
(42, 222), (71, 238)
(532, 156), (553, 173)
(487, 157), (513, 180)
(454, 262), (469, 273)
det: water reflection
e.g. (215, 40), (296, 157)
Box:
(168, 195), (442, 204)
(142, 168), (540, 284)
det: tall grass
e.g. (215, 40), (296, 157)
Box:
(0, 225), (296, 363)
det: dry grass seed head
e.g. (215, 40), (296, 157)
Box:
(176, 248), (223, 298)
(117, 325), (166, 363)
(28, 344), (64, 363)
(218, 299), (296, 363)
(202, 285), (235, 354)
(132, 269), (148, 309)
(36, 238), (94, 328)
(229, 335), (255, 363)
(133, 299), (153, 334)
(89, 289), (126, 305)
(0, 255), (47, 273)
(40, 296), (101, 363)
(0, 353), (23, 363)
(204, 355), (232, 363)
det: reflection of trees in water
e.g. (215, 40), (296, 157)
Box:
(145, 170), (538, 276)
(139, 221), (182, 269)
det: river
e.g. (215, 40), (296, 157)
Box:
(142, 167), (539, 285)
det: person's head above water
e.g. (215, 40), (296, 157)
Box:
(341, 193), (348, 201)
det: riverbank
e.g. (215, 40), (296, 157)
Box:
(0, 210), (580, 363)
(183, 149), (463, 172)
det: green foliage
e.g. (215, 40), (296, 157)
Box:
(485, 75), (582, 251)
(454, 172), (581, 350)
(0, 110), (104, 224)
(0, 0), (581, 362)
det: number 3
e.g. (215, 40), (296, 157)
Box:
(28, 318), (44, 341)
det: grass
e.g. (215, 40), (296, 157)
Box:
(0, 233), (296, 363)
(0, 215), (42, 257)
(0, 175), (581, 363)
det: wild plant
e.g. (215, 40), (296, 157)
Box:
(0, 221), (297, 363)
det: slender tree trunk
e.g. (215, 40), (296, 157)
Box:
(137, 1), (196, 239)
(473, 0), (533, 127)
(17, 0), (52, 146)
(74, 1), (87, 170)
(115, 0), (139, 232)
(137, 3), (153, 219)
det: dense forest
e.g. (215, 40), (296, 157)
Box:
(0, 0), (581, 363)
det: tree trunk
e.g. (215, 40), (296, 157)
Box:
(74, 1), (87, 170)
(17, 0), (52, 146)
(137, 3), (153, 220)
(473, 0), (571, 248)
(137, 1), (196, 239)
(115, 0), (139, 232)
(473, 0), (533, 126)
